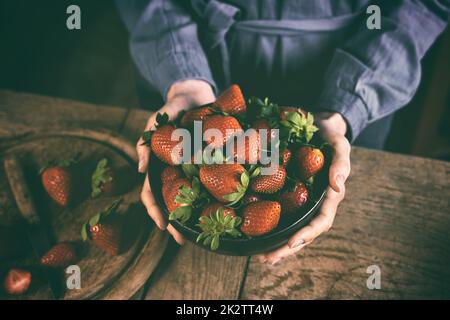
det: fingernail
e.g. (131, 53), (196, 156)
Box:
(336, 174), (345, 191)
(289, 238), (305, 249)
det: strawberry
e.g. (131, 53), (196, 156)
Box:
(161, 166), (183, 183)
(199, 164), (249, 204)
(250, 166), (286, 194)
(201, 202), (236, 218)
(151, 124), (183, 165)
(197, 203), (242, 250)
(40, 156), (78, 207)
(279, 106), (307, 121)
(163, 176), (205, 223)
(40, 242), (78, 268)
(233, 130), (260, 163)
(241, 201), (281, 236)
(213, 84), (246, 114)
(162, 178), (192, 214)
(3, 268), (31, 295)
(180, 106), (214, 127)
(253, 118), (277, 145)
(202, 115), (242, 147)
(295, 146), (325, 180)
(242, 193), (262, 205)
(279, 182), (309, 214)
(279, 108), (318, 143)
(81, 200), (123, 256)
(91, 158), (114, 198)
(281, 149), (292, 166)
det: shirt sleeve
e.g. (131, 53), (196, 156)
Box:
(115, 0), (217, 100)
(316, 1), (450, 141)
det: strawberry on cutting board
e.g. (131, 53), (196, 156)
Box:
(40, 156), (78, 207)
(81, 200), (124, 256)
(279, 181), (309, 214)
(199, 164), (249, 204)
(295, 146), (325, 180)
(213, 84), (246, 115)
(197, 203), (242, 250)
(241, 201), (281, 237)
(3, 268), (31, 295)
(91, 158), (115, 198)
(40, 242), (78, 268)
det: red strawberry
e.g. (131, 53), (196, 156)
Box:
(281, 149), (292, 166)
(3, 268), (31, 295)
(81, 200), (123, 256)
(279, 106), (307, 121)
(241, 201), (281, 236)
(91, 158), (115, 198)
(213, 84), (246, 114)
(199, 164), (248, 204)
(250, 166), (286, 194)
(180, 106), (214, 127)
(202, 115), (242, 147)
(161, 166), (183, 183)
(253, 118), (277, 145)
(41, 166), (72, 207)
(40, 242), (78, 268)
(197, 203), (242, 250)
(295, 146), (325, 179)
(162, 178), (192, 213)
(163, 176), (204, 223)
(201, 202), (236, 218)
(279, 182), (309, 214)
(151, 125), (183, 165)
(89, 222), (122, 256)
(242, 193), (262, 205)
(233, 130), (260, 163)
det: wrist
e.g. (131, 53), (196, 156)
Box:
(315, 112), (348, 136)
(167, 79), (215, 107)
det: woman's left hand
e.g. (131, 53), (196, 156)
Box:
(256, 112), (351, 265)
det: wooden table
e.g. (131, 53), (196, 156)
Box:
(1, 90), (449, 300)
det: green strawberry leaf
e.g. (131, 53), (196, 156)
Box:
(181, 164), (199, 178)
(81, 223), (88, 241)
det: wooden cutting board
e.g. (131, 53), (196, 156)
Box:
(0, 129), (168, 300)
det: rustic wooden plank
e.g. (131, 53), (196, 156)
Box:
(145, 241), (248, 300)
(0, 90), (127, 138)
(241, 147), (450, 299)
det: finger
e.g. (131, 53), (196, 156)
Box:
(287, 185), (344, 248)
(327, 135), (351, 193)
(167, 224), (186, 245)
(261, 241), (310, 265)
(136, 137), (150, 173)
(141, 174), (167, 230)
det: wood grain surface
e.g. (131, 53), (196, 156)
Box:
(1, 89), (450, 300)
(241, 148), (450, 299)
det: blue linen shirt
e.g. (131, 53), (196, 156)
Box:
(116, 0), (449, 140)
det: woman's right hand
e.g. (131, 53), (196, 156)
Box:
(136, 79), (215, 244)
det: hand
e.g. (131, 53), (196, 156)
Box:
(136, 79), (215, 244)
(257, 112), (351, 264)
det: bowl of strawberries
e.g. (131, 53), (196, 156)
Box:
(145, 85), (330, 256)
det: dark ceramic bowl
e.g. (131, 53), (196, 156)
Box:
(148, 150), (330, 256)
